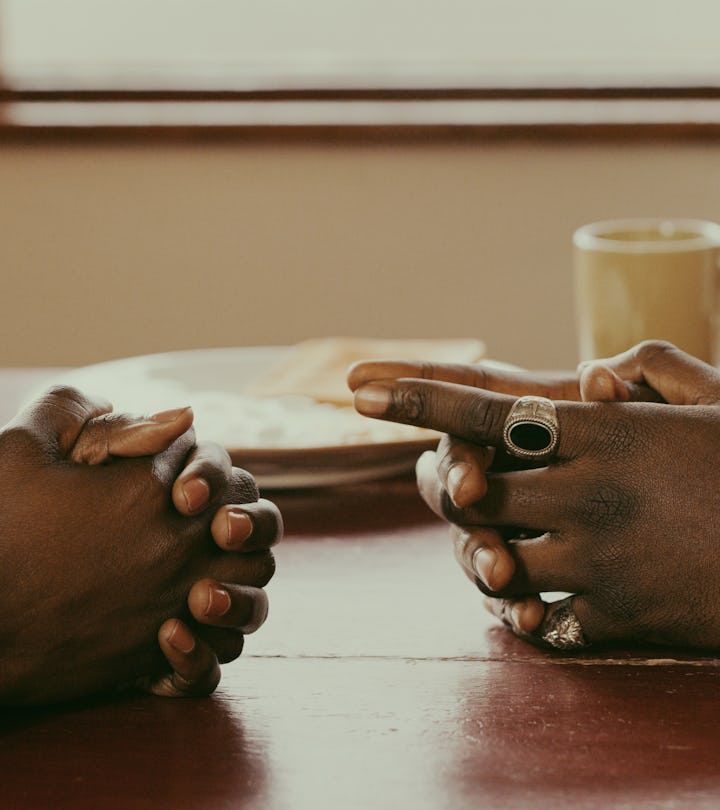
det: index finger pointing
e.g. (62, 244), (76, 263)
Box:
(354, 378), (515, 447)
(354, 378), (582, 458)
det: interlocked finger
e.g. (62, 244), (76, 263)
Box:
(207, 549), (276, 589)
(172, 441), (236, 515)
(436, 435), (495, 508)
(418, 450), (573, 533)
(149, 619), (223, 697)
(480, 593), (546, 637)
(487, 594), (626, 651)
(482, 594), (591, 650)
(211, 499), (284, 552)
(452, 522), (582, 596)
(451, 524), (516, 594)
(188, 579), (269, 634)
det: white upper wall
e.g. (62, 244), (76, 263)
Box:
(4, 0), (720, 89)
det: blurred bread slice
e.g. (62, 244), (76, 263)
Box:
(248, 337), (486, 405)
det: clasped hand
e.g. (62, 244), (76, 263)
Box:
(0, 385), (282, 706)
(351, 341), (720, 650)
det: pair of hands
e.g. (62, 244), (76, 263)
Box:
(351, 340), (720, 650)
(0, 385), (281, 706)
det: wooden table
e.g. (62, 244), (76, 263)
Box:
(1, 370), (719, 809)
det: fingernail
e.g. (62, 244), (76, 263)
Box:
(167, 621), (195, 654)
(472, 547), (498, 590)
(447, 462), (471, 507)
(205, 586), (231, 617)
(510, 603), (526, 631)
(226, 509), (253, 548)
(149, 406), (192, 423)
(182, 477), (210, 513)
(353, 383), (392, 416)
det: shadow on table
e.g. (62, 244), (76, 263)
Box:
(271, 476), (441, 538)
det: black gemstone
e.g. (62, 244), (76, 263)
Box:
(509, 422), (551, 451)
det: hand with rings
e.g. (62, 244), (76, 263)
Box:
(350, 340), (720, 651)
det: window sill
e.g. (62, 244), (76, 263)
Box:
(2, 90), (720, 142)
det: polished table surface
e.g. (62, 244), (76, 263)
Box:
(1, 370), (720, 809)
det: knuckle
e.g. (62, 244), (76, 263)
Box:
(596, 413), (639, 460)
(251, 550), (276, 587)
(469, 366), (490, 389)
(230, 467), (260, 504)
(202, 670), (222, 695)
(41, 385), (100, 420)
(190, 445), (232, 485)
(244, 590), (269, 634)
(70, 422), (109, 465)
(635, 339), (676, 365)
(171, 426), (196, 456)
(575, 480), (638, 536)
(214, 630), (245, 664)
(389, 385), (426, 423)
(266, 501), (284, 544)
(466, 397), (504, 444)
(43, 383), (86, 403)
(172, 426), (197, 463)
(583, 538), (624, 584)
(594, 584), (645, 627)
(197, 441), (232, 467)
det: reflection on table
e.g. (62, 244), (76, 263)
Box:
(1, 370), (720, 810)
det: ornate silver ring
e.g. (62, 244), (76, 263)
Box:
(540, 599), (588, 650)
(502, 395), (560, 460)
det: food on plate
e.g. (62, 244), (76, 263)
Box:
(247, 337), (486, 405)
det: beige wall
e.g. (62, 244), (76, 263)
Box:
(1, 138), (719, 370)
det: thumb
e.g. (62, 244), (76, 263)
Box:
(70, 407), (194, 464)
(587, 341), (720, 406)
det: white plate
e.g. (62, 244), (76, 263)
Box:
(50, 347), (514, 489)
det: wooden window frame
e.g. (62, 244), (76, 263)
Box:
(2, 1), (720, 143)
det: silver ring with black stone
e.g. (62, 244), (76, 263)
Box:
(502, 395), (560, 460)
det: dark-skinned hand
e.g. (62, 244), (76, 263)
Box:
(350, 340), (720, 650)
(0, 386), (281, 706)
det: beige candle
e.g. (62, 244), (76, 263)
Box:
(574, 218), (720, 364)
